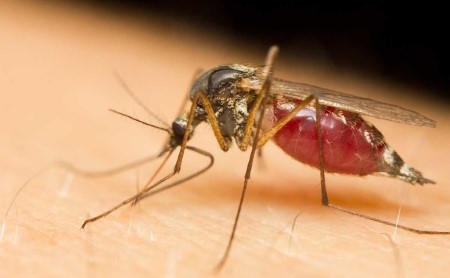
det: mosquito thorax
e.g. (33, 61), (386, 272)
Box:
(187, 64), (264, 148)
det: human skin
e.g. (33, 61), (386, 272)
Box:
(1, 1), (449, 277)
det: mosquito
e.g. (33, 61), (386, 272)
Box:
(80, 46), (449, 268)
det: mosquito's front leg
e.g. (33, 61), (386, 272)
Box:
(216, 45), (279, 270)
(133, 69), (205, 205)
(174, 90), (231, 174)
(135, 87), (229, 204)
(81, 167), (176, 229)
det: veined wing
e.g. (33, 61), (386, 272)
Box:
(270, 79), (436, 127)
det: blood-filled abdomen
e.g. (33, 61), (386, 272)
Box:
(263, 97), (390, 176)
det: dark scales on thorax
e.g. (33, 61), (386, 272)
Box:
(189, 64), (262, 148)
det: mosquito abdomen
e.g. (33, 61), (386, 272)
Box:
(264, 97), (434, 185)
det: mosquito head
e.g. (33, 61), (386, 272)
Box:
(169, 114), (194, 148)
(189, 64), (258, 98)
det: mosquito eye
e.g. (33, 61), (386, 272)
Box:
(172, 117), (187, 137)
(172, 122), (185, 137)
(210, 69), (242, 91)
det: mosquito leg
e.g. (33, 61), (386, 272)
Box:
(216, 170), (251, 270)
(256, 95), (315, 147)
(172, 68), (233, 173)
(238, 83), (271, 151)
(92, 80), (227, 220)
(239, 46), (280, 151)
(58, 148), (171, 209)
(131, 150), (173, 205)
(314, 99), (329, 206)
(162, 69), (204, 150)
(177, 91), (232, 161)
(112, 69), (207, 199)
(178, 69), (203, 117)
(137, 146), (214, 202)
(327, 204), (450, 234)
(56, 150), (168, 178)
(216, 46), (279, 270)
(81, 169), (176, 229)
(162, 67), (238, 175)
(4, 149), (167, 221)
(216, 86), (272, 271)
(4, 132), (169, 233)
(81, 146), (214, 228)
(314, 101), (449, 235)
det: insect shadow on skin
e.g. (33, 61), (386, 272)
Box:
(3, 46), (449, 270)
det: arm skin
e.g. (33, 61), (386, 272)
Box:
(1, 2), (449, 277)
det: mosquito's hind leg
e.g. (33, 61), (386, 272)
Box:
(313, 99), (450, 235)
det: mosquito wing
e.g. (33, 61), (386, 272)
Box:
(270, 79), (436, 127)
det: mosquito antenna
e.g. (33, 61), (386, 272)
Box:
(109, 109), (171, 134)
(113, 71), (169, 128)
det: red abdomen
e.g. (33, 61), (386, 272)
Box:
(264, 98), (387, 175)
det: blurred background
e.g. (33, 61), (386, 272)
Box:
(70, 0), (449, 99)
